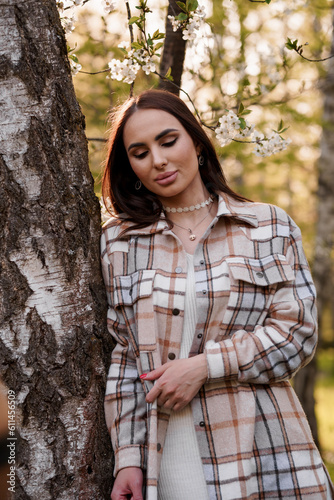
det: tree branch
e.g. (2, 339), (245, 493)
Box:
(125, 1), (135, 97)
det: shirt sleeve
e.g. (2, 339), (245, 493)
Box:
(204, 217), (318, 384)
(101, 229), (147, 476)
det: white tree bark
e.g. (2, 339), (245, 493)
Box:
(0, 1), (113, 498)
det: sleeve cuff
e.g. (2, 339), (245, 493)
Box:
(205, 339), (239, 381)
(114, 444), (147, 476)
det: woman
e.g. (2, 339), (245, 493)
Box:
(101, 89), (333, 500)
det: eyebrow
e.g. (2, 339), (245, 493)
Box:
(127, 128), (179, 152)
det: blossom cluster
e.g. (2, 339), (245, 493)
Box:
(215, 110), (291, 157)
(168, 6), (206, 42)
(109, 47), (156, 84)
(215, 111), (254, 146)
(253, 133), (291, 157)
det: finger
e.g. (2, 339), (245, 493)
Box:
(146, 384), (161, 404)
(160, 398), (174, 410)
(141, 364), (168, 381)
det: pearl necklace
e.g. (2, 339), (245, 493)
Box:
(170, 203), (213, 241)
(163, 195), (213, 213)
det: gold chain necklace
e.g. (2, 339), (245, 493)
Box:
(170, 203), (213, 241)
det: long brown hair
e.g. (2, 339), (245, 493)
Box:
(102, 89), (248, 229)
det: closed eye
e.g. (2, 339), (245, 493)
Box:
(162, 137), (177, 148)
(134, 151), (148, 159)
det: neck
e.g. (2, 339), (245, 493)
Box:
(159, 185), (211, 213)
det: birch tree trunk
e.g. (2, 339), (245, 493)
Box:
(0, 1), (113, 498)
(293, 14), (334, 449)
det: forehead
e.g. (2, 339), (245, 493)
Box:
(123, 108), (185, 144)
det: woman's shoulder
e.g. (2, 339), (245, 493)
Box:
(225, 194), (294, 223)
(222, 193), (299, 235)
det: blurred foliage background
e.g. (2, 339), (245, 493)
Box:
(66, 0), (334, 479)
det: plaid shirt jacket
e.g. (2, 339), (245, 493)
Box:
(101, 193), (333, 500)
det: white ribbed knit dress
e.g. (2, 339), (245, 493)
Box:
(158, 253), (209, 500)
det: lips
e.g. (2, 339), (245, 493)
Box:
(155, 171), (178, 185)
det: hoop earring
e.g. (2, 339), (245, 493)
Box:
(198, 155), (205, 167)
(135, 180), (142, 190)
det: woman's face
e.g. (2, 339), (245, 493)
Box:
(122, 108), (203, 204)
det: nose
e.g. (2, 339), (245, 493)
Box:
(152, 147), (167, 169)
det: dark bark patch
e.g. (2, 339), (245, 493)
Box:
(14, 5), (50, 99)
(0, 54), (12, 80)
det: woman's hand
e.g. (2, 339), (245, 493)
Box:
(111, 467), (143, 500)
(142, 354), (208, 412)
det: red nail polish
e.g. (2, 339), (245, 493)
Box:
(140, 373), (147, 379)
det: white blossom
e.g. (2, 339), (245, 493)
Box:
(215, 111), (291, 157)
(61, 15), (76, 34)
(118, 41), (128, 50)
(102, 0), (116, 14)
(108, 58), (140, 84)
(253, 133), (291, 157)
(142, 57), (156, 75)
(70, 56), (82, 75)
(168, 5), (206, 41)
(168, 15), (182, 32)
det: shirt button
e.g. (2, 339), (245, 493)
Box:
(175, 267), (182, 274)
(200, 260), (205, 265)
(202, 290), (207, 295)
(157, 443), (162, 452)
(197, 333), (203, 339)
(168, 353), (176, 360)
(199, 421), (205, 427)
(256, 272), (264, 278)
(172, 308), (180, 316)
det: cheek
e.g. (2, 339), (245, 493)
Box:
(129, 161), (150, 182)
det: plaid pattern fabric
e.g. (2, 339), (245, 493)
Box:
(101, 193), (333, 500)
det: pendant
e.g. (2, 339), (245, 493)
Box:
(189, 234), (196, 241)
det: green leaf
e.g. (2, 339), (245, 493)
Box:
(241, 110), (252, 116)
(238, 102), (245, 115)
(187, 0), (198, 12)
(239, 117), (246, 130)
(176, 1), (187, 12)
(131, 41), (143, 50)
(152, 29), (160, 39)
(154, 42), (164, 51)
(147, 37), (153, 47)
(69, 54), (79, 63)
(165, 67), (174, 81)
(129, 16), (140, 25)
(176, 12), (188, 21)
(265, 0), (271, 4)
(278, 119), (283, 131)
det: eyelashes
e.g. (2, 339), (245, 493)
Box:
(163, 137), (177, 148)
(133, 137), (178, 159)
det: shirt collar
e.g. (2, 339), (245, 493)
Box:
(106, 192), (258, 237)
(216, 192), (259, 228)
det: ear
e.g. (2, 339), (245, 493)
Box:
(196, 144), (202, 156)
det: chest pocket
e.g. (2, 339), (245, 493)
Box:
(113, 269), (156, 352)
(224, 254), (295, 331)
